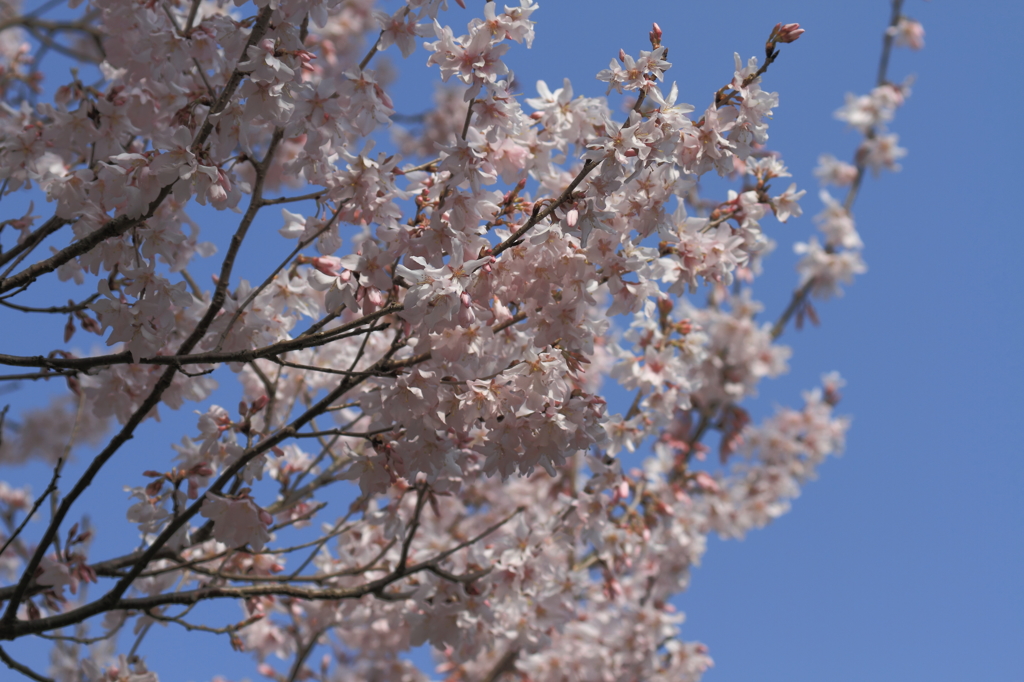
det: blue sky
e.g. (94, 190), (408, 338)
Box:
(2, 1), (1022, 680)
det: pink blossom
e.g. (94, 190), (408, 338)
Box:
(200, 493), (273, 552)
(890, 17), (925, 50)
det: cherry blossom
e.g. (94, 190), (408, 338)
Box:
(200, 493), (273, 552)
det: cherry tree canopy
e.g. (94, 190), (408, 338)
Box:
(0, 0), (922, 680)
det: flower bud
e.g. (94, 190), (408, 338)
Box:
(649, 22), (662, 48)
(565, 208), (578, 228)
(770, 22), (804, 44)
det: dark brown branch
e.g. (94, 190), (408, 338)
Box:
(0, 217), (68, 272)
(0, 191), (174, 297)
(398, 485), (429, 573)
(6, 342), (405, 636)
(0, 305), (405, 372)
(0, 501), (521, 639)
(183, 0), (202, 34)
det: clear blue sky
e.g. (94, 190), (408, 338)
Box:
(2, 1), (1021, 681)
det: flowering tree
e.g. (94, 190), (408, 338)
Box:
(0, 0), (923, 679)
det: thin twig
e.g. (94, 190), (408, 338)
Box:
(397, 486), (428, 573)
(213, 174), (341, 351)
(357, 6), (409, 71)
(0, 645), (55, 682)
(0, 293), (99, 314)
(260, 189), (327, 206)
(0, 459), (61, 559)
(491, 159), (597, 258)
(286, 627), (327, 682)
(292, 425), (397, 440)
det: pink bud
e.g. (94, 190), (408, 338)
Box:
(366, 287), (385, 306)
(618, 48), (627, 63)
(375, 84), (394, 110)
(312, 256), (342, 276)
(771, 22), (804, 43)
(693, 471), (720, 493)
(649, 22), (662, 47)
(565, 208), (578, 228)
(617, 480), (630, 500)
(460, 291), (472, 308)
